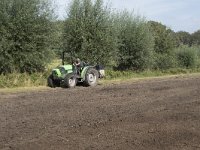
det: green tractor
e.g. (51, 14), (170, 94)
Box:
(47, 53), (105, 88)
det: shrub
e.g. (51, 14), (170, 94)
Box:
(175, 46), (198, 68)
(153, 53), (177, 70)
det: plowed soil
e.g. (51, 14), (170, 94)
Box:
(1, 75), (200, 150)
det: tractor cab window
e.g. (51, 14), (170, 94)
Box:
(59, 67), (67, 74)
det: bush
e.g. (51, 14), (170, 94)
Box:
(175, 46), (198, 68)
(153, 53), (177, 70)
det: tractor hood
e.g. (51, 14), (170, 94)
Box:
(52, 65), (73, 78)
(61, 65), (73, 70)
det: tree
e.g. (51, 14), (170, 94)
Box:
(52, 20), (65, 57)
(63, 0), (118, 66)
(116, 12), (154, 70)
(148, 21), (176, 54)
(176, 31), (192, 46)
(0, 0), (55, 74)
(191, 30), (200, 45)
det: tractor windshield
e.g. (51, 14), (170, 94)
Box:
(59, 67), (67, 74)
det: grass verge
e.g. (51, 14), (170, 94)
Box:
(0, 72), (50, 88)
(0, 86), (48, 94)
(104, 68), (200, 80)
(100, 68), (200, 84)
(1, 68), (200, 89)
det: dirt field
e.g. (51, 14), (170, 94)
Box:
(1, 75), (200, 150)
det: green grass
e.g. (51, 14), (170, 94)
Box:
(104, 68), (200, 80)
(0, 72), (49, 88)
(0, 59), (61, 88)
(1, 66), (200, 89)
(0, 86), (48, 94)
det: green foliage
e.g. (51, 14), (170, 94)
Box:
(52, 21), (65, 57)
(0, 71), (50, 88)
(1, 0), (200, 89)
(104, 68), (200, 80)
(153, 53), (177, 70)
(176, 31), (192, 46)
(105, 70), (136, 79)
(175, 46), (198, 68)
(148, 21), (176, 54)
(2, 68), (200, 88)
(116, 12), (154, 70)
(191, 30), (200, 45)
(63, 0), (118, 65)
(174, 30), (200, 47)
(104, 70), (164, 80)
(0, 0), (55, 74)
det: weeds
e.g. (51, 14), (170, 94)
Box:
(104, 68), (200, 80)
(1, 67), (200, 88)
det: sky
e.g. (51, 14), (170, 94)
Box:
(55, 0), (200, 33)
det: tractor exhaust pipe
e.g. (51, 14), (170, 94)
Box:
(62, 51), (65, 65)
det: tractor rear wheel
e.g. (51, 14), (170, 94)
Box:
(64, 73), (77, 88)
(84, 68), (98, 87)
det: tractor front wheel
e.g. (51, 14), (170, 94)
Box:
(84, 68), (98, 87)
(64, 73), (77, 88)
(47, 75), (55, 88)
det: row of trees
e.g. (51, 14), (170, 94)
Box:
(0, 0), (200, 74)
(63, 0), (200, 70)
(0, 0), (55, 74)
(176, 30), (200, 46)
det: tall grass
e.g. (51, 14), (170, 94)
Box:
(0, 72), (50, 88)
(0, 59), (60, 88)
(1, 59), (200, 88)
(105, 68), (200, 80)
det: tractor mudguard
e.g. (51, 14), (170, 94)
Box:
(81, 66), (90, 80)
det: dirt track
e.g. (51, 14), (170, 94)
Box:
(1, 75), (200, 150)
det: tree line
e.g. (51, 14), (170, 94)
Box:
(0, 0), (200, 74)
